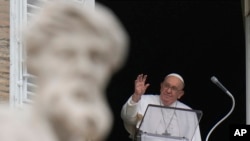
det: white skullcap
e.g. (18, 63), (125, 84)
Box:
(166, 73), (184, 84)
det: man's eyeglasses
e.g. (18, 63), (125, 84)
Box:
(163, 84), (182, 93)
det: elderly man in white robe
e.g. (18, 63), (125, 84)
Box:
(121, 73), (202, 141)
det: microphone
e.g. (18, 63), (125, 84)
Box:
(210, 76), (230, 95)
(205, 76), (235, 141)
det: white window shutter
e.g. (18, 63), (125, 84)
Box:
(21, 0), (47, 106)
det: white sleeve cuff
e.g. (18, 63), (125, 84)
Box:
(128, 97), (138, 105)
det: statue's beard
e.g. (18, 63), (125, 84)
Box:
(36, 79), (113, 141)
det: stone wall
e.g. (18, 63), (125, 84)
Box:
(0, 0), (10, 103)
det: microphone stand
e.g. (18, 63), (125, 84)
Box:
(205, 79), (235, 141)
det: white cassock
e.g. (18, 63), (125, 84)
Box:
(121, 94), (202, 141)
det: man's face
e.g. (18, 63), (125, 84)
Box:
(160, 76), (184, 106)
(37, 33), (114, 90)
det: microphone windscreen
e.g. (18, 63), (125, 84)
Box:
(211, 76), (218, 83)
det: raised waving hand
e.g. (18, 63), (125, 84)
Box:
(132, 74), (150, 102)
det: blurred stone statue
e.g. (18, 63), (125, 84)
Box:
(0, 0), (129, 141)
